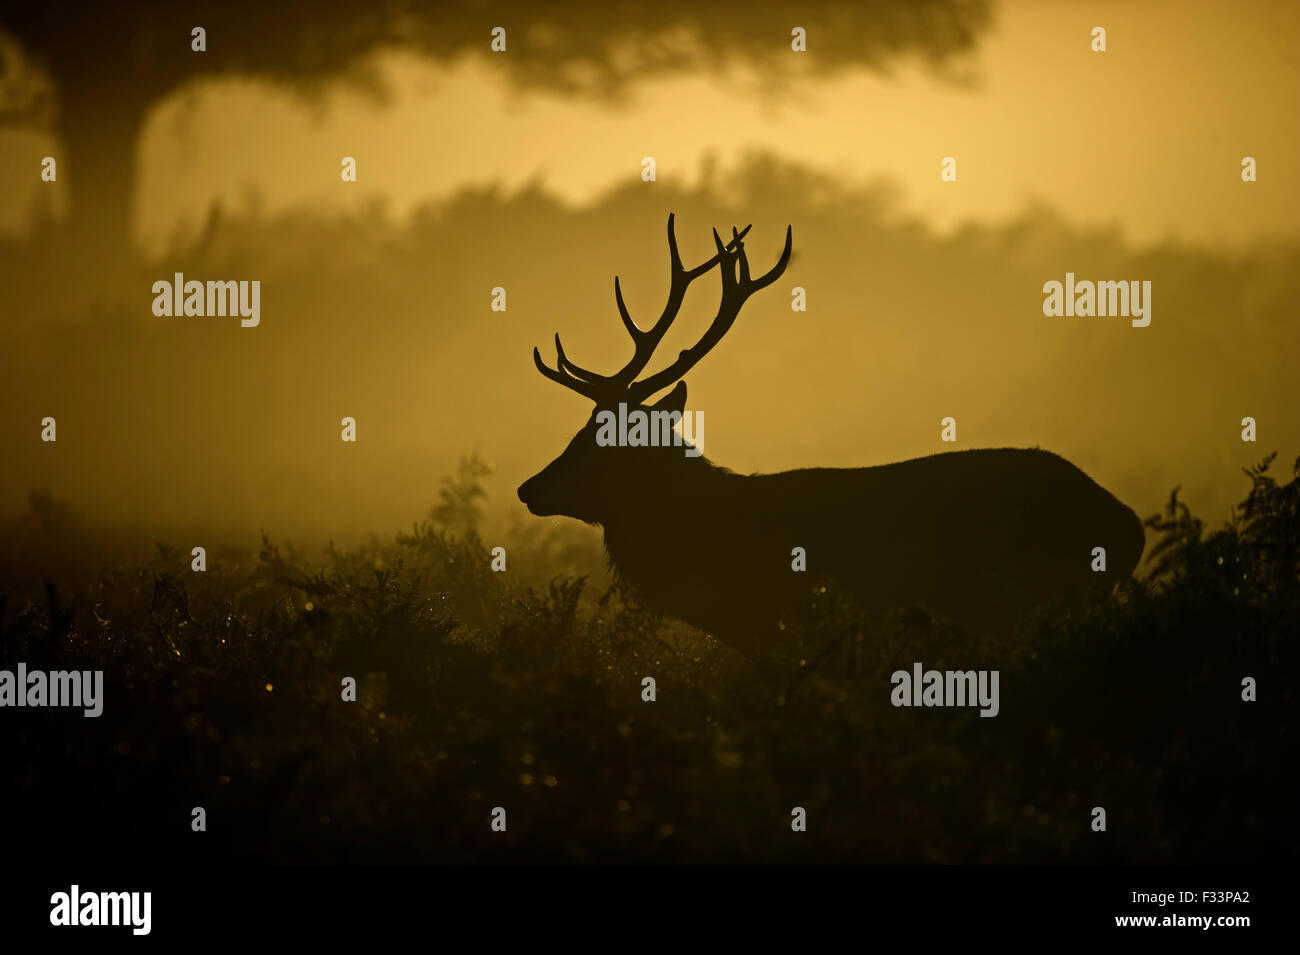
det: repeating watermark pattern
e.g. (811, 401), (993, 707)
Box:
(890, 662), (1000, 718)
(5, 3), (1283, 895)
(0, 664), (103, 717)
(49, 885), (151, 935)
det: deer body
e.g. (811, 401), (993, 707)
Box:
(590, 447), (1143, 653)
(520, 215), (1144, 657)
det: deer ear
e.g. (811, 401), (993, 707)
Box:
(649, 380), (687, 417)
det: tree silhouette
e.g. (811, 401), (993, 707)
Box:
(0, 0), (989, 267)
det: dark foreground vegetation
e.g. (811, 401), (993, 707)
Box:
(0, 455), (1294, 864)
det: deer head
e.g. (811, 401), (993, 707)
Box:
(518, 214), (792, 522)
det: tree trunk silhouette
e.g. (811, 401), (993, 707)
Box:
(1, 0), (991, 291)
(55, 74), (151, 278)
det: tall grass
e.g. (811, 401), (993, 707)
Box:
(0, 454), (1293, 862)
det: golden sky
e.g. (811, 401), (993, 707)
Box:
(2, 0), (1297, 251)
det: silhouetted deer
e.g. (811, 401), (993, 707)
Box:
(519, 214), (1144, 656)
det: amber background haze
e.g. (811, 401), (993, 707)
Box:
(0, 0), (1297, 549)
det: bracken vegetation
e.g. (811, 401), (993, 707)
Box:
(0, 454), (1294, 863)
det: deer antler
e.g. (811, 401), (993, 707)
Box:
(534, 213), (792, 405)
(625, 222), (791, 402)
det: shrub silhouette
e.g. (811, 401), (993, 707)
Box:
(0, 454), (1293, 863)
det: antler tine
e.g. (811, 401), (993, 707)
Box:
(613, 276), (638, 339)
(553, 333), (609, 385)
(533, 344), (605, 402)
(531, 215), (784, 406)
(627, 223), (792, 404)
(609, 213), (751, 387)
(746, 223), (793, 293)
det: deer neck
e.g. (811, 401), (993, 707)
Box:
(600, 455), (732, 558)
